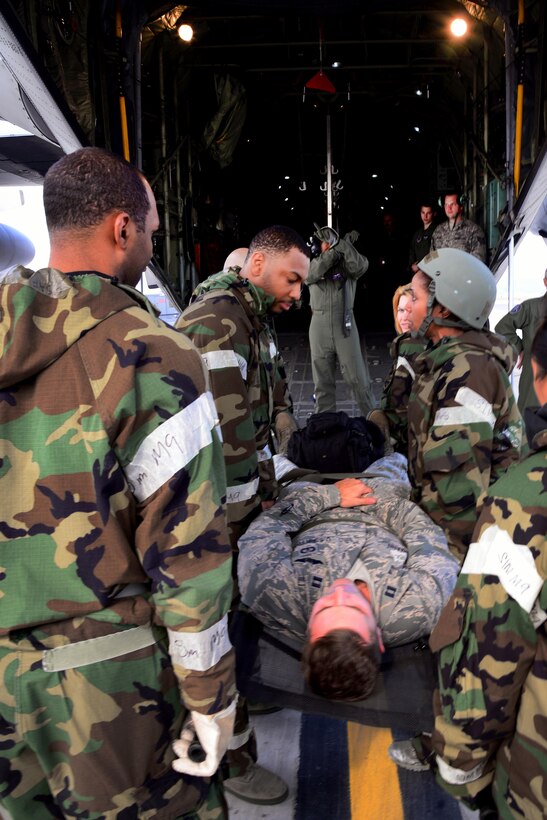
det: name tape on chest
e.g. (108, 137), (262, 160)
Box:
(433, 387), (495, 429)
(125, 393), (218, 502)
(201, 349), (248, 380)
(462, 524), (543, 614)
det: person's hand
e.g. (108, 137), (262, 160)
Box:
(172, 699), (237, 777)
(261, 499), (275, 511)
(345, 230), (360, 244)
(335, 478), (376, 507)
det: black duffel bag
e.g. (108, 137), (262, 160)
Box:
(287, 411), (385, 473)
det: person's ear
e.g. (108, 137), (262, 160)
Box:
(113, 213), (131, 248)
(246, 251), (264, 281)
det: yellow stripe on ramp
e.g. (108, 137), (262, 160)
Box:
(347, 723), (404, 820)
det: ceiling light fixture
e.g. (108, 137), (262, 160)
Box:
(450, 17), (468, 38)
(178, 23), (194, 42)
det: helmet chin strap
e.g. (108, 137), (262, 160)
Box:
(412, 279), (436, 338)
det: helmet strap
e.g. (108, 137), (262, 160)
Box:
(412, 279), (436, 338)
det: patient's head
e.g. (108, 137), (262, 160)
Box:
(302, 579), (383, 701)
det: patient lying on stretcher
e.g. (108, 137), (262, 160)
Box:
(237, 453), (458, 702)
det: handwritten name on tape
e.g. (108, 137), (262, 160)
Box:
(168, 616), (231, 672)
(462, 524), (543, 613)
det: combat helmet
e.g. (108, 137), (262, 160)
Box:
(416, 248), (496, 335)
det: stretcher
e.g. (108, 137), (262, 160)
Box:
(230, 609), (436, 733)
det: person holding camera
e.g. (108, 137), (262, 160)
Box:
(307, 225), (376, 415)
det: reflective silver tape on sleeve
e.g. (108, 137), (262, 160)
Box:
(395, 356), (415, 379)
(257, 444), (272, 462)
(269, 341), (278, 359)
(226, 478), (260, 504)
(201, 350), (247, 380)
(436, 755), (486, 785)
(462, 524), (543, 613)
(167, 615), (231, 672)
(125, 393), (217, 502)
(434, 387), (495, 429)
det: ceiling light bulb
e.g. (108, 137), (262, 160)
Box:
(450, 18), (467, 37)
(178, 23), (194, 42)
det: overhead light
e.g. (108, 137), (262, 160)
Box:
(371, 174), (378, 178)
(450, 17), (468, 37)
(415, 89), (423, 96)
(414, 126), (420, 132)
(284, 175), (290, 180)
(332, 61), (342, 68)
(178, 23), (194, 42)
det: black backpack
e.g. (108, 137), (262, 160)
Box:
(287, 411), (385, 474)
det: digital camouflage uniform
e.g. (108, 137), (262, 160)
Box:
(0, 267), (236, 820)
(238, 454), (458, 646)
(307, 236), (375, 415)
(429, 404), (547, 819)
(407, 330), (522, 561)
(495, 293), (547, 414)
(431, 218), (487, 262)
(176, 269), (291, 552)
(381, 332), (428, 453)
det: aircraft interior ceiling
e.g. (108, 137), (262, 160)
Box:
(1, 0), (546, 297)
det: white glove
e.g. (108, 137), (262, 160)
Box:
(172, 697), (237, 777)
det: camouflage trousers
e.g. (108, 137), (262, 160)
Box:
(0, 625), (227, 819)
(225, 696), (258, 778)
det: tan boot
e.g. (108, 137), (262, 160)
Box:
(224, 763), (289, 805)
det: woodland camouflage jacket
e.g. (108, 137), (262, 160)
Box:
(407, 329), (522, 561)
(430, 405), (547, 819)
(381, 331), (428, 452)
(176, 268), (292, 548)
(0, 267), (235, 712)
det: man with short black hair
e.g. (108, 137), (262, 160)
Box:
(238, 454), (459, 701)
(0, 147), (236, 818)
(408, 201), (437, 272)
(177, 224), (309, 804)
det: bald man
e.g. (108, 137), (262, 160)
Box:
(224, 247), (248, 270)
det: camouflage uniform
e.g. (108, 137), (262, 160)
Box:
(0, 267), (236, 819)
(407, 330), (522, 561)
(495, 293), (547, 413)
(381, 332), (428, 452)
(176, 269), (291, 551)
(238, 454), (458, 646)
(430, 218), (487, 262)
(307, 236), (375, 415)
(429, 403), (547, 819)
(176, 268), (291, 779)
